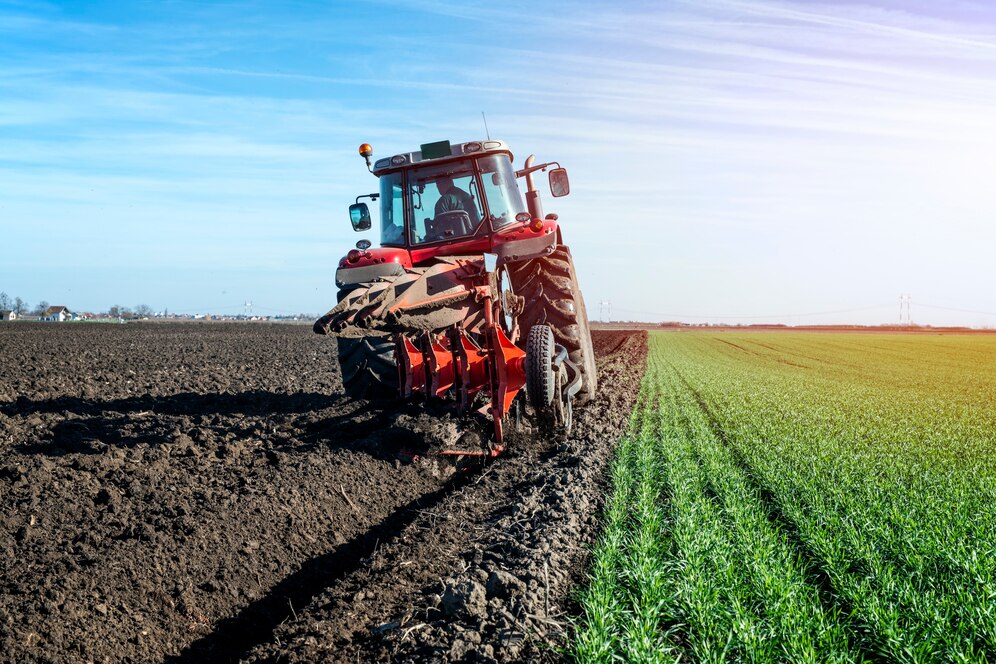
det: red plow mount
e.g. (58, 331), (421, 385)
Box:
(396, 323), (526, 454)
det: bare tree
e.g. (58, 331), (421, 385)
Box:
(0, 292), (11, 310)
(34, 300), (50, 316)
(134, 304), (153, 318)
(108, 305), (122, 318)
(13, 297), (27, 315)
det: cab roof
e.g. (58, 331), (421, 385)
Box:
(372, 139), (513, 176)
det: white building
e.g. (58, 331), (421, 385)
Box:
(43, 306), (71, 322)
(0, 310), (15, 321)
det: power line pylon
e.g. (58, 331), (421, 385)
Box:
(898, 294), (912, 325)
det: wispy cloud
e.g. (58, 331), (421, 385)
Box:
(1, 1), (995, 324)
(704, 0), (996, 54)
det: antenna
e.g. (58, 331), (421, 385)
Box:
(482, 111), (491, 140)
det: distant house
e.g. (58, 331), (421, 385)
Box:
(0, 310), (15, 321)
(43, 306), (72, 322)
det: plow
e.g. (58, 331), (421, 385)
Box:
(314, 138), (596, 453)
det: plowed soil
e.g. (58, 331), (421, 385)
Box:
(0, 322), (646, 663)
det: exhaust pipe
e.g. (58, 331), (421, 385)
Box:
(523, 155), (544, 220)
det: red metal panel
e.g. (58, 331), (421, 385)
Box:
(396, 334), (426, 397)
(408, 237), (490, 264)
(490, 217), (558, 253)
(338, 246), (412, 270)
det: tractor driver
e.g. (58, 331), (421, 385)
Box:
(434, 176), (480, 227)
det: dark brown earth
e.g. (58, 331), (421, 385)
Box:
(0, 322), (646, 663)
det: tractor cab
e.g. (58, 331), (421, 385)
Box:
(348, 140), (568, 251)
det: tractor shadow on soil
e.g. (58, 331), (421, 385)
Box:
(6, 391), (426, 463)
(1, 390), (338, 419)
(166, 472), (468, 664)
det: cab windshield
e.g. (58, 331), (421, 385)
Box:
(407, 163), (484, 245)
(377, 152), (527, 247)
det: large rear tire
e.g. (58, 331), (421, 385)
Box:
(336, 335), (398, 399)
(507, 245), (598, 402)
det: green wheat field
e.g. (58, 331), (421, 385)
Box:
(574, 331), (996, 663)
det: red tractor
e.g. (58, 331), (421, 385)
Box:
(314, 139), (596, 452)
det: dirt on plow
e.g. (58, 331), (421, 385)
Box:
(0, 322), (646, 663)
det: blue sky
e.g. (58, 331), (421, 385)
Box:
(2, 0), (996, 325)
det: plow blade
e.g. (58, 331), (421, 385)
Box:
(396, 335), (426, 398)
(426, 338), (456, 398)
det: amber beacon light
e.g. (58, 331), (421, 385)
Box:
(358, 143), (374, 171)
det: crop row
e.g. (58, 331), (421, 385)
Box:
(574, 331), (996, 662)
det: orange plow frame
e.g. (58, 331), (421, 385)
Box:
(394, 299), (526, 454)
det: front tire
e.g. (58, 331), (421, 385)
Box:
(507, 245), (598, 402)
(526, 325), (556, 414)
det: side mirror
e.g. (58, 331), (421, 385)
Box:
(549, 168), (570, 197)
(349, 203), (372, 231)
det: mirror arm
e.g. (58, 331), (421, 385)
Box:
(515, 161), (560, 179)
(354, 193), (380, 204)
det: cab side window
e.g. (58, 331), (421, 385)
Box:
(478, 155), (526, 228)
(379, 171), (405, 246)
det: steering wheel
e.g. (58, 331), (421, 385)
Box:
(430, 210), (472, 240)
